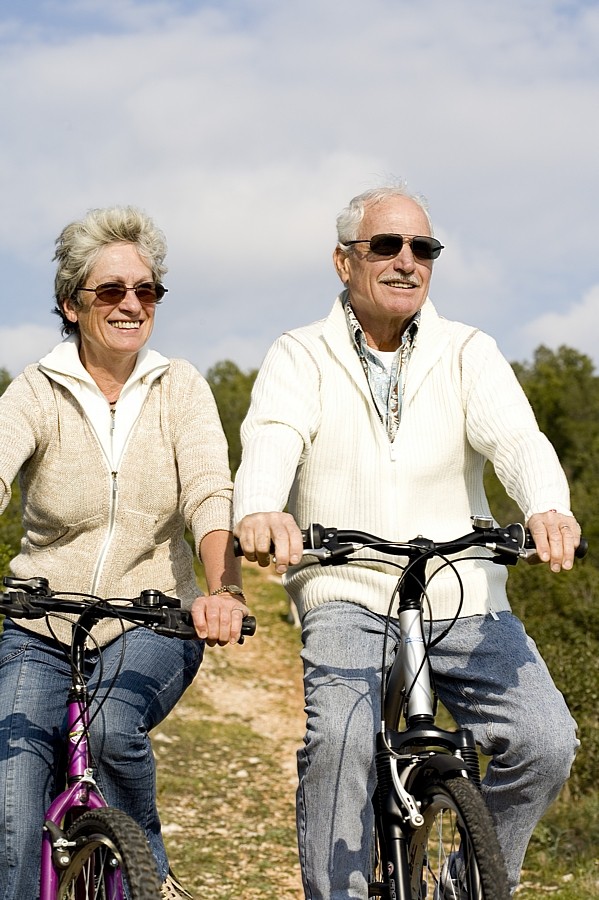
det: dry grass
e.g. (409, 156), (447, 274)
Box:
(155, 564), (304, 899)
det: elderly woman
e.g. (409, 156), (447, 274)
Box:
(0, 206), (246, 899)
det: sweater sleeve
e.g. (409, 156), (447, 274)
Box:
(461, 332), (572, 519)
(0, 369), (43, 513)
(234, 333), (323, 523)
(168, 360), (235, 548)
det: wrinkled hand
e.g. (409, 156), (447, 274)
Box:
(234, 512), (303, 574)
(191, 593), (249, 647)
(527, 510), (582, 573)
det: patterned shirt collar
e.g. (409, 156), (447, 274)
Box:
(343, 296), (420, 441)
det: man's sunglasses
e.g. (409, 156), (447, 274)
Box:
(344, 233), (444, 261)
(78, 282), (168, 304)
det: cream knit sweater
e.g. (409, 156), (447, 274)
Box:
(0, 349), (233, 646)
(234, 294), (572, 621)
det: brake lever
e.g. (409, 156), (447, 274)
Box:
(303, 543), (365, 565)
(0, 591), (47, 618)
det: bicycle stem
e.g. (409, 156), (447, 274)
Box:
(399, 607), (434, 723)
(394, 554), (435, 727)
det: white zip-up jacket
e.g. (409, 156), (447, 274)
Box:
(0, 339), (234, 645)
(234, 294), (572, 621)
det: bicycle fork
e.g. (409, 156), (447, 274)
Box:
(370, 554), (483, 898)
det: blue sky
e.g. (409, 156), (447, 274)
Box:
(1, 0), (598, 376)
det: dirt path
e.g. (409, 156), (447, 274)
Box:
(156, 568), (306, 898)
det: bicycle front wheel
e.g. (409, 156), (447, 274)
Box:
(408, 775), (509, 900)
(58, 807), (162, 900)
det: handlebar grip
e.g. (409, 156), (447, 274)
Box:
(233, 536), (278, 557)
(519, 526), (588, 560)
(241, 615), (257, 636)
(233, 525), (329, 555)
(156, 610), (256, 641)
(576, 538), (588, 559)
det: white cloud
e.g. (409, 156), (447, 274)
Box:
(519, 284), (599, 367)
(0, 324), (59, 376)
(0, 0), (597, 375)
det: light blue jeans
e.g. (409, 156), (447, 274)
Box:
(297, 603), (578, 899)
(0, 620), (203, 900)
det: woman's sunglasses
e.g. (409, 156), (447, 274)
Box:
(78, 282), (168, 305)
(344, 233), (444, 261)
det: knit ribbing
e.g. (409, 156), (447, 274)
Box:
(235, 296), (571, 621)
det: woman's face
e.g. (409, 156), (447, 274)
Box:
(63, 242), (157, 369)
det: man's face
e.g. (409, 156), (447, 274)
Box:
(333, 196), (435, 348)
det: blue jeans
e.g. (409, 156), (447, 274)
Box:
(297, 603), (578, 899)
(0, 621), (203, 900)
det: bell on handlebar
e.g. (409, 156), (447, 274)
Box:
(134, 589), (181, 608)
(471, 516), (494, 531)
(137, 589), (162, 608)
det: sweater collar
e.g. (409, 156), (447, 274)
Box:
(323, 292), (450, 414)
(38, 335), (170, 391)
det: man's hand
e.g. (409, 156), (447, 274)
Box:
(527, 510), (582, 573)
(234, 511), (303, 574)
(191, 593), (249, 647)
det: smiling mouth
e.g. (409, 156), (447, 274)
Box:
(380, 279), (418, 290)
(109, 321), (141, 329)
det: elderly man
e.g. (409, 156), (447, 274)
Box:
(234, 184), (581, 898)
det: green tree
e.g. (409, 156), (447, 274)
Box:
(506, 561), (599, 795)
(206, 360), (257, 475)
(513, 346), (599, 483)
(483, 345), (599, 794)
(486, 345), (599, 564)
(0, 367), (11, 395)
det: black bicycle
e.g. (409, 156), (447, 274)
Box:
(295, 517), (587, 900)
(0, 577), (255, 899)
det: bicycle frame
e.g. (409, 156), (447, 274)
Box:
(40, 606), (122, 899)
(0, 580), (256, 899)
(294, 519), (580, 900)
(373, 548), (481, 900)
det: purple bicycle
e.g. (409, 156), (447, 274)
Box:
(0, 576), (255, 900)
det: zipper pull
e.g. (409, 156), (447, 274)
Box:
(111, 472), (118, 497)
(389, 443), (397, 461)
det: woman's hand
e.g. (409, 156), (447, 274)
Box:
(190, 592), (249, 647)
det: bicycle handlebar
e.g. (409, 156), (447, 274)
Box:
(0, 580), (257, 642)
(233, 519), (588, 565)
(298, 519), (588, 565)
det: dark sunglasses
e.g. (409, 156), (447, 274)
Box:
(78, 282), (168, 304)
(345, 233), (444, 261)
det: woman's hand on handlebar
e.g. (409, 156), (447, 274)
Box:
(526, 510), (582, 572)
(234, 512), (303, 574)
(190, 593), (249, 647)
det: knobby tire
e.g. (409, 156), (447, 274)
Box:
(408, 775), (510, 900)
(57, 807), (162, 900)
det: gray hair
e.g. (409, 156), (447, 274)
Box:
(53, 206), (168, 335)
(336, 182), (434, 248)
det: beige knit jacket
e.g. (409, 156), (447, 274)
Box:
(0, 358), (233, 645)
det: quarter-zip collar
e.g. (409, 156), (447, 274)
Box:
(39, 336), (170, 466)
